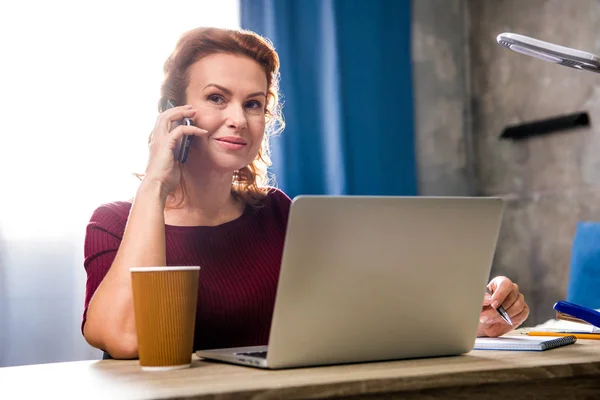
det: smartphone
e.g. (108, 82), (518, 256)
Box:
(161, 98), (194, 163)
(497, 32), (600, 73)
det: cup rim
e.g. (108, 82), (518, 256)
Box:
(130, 266), (201, 272)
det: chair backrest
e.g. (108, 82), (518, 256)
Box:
(567, 222), (600, 309)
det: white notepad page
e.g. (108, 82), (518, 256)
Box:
(474, 335), (576, 351)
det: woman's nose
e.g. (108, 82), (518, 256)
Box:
(225, 105), (247, 131)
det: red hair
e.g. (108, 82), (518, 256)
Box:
(155, 27), (284, 206)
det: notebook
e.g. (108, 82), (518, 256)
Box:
(474, 335), (577, 351)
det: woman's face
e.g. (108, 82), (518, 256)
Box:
(185, 53), (267, 173)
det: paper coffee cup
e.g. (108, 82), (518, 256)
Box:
(131, 266), (200, 371)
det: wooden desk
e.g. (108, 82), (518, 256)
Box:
(2, 339), (600, 399)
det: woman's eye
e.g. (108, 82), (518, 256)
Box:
(208, 94), (225, 104)
(245, 100), (263, 109)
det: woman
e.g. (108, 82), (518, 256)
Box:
(82, 27), (529, 359)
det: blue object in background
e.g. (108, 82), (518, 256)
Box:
(567, 222), (600, 309)
(554, 301), (600, 327)
(240, 0), (417, 198)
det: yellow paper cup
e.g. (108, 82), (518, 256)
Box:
(131, 266), (200, 371)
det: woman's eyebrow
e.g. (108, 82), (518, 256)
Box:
(203, 83), (232, 95)
(246, 91), (267, 99)
(203, 83), (266, 99)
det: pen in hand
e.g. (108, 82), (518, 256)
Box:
(486, 287), (513, 326)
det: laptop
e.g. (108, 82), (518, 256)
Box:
(196, 196), (504, 369)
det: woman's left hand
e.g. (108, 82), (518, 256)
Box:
(477, 276), (530, 337)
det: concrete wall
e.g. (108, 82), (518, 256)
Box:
(412, 0), (475, 196)
(412, 0), (600, 325)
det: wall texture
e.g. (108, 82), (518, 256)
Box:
(413, 0), (600, 325)
(412, 0), (474, 197)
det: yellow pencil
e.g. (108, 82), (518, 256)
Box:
(527, 331), (600, 340)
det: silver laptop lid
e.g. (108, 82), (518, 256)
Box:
(266, 196), (504, 369)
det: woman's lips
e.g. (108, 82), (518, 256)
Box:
(215, 136), (247, 150)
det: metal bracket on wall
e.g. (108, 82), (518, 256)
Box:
(500, 112), (590, 140)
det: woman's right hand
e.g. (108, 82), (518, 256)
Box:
(143, 104), (208, 196)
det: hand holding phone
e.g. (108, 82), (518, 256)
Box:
(144, 99), (205, 196)
(160, 97), (194, 163)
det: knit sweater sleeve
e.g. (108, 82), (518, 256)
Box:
(81, 202), (130, 333)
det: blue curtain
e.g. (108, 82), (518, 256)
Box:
(241, 0), (416, 198)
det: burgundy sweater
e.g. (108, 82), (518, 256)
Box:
(82, 188), (291, 351)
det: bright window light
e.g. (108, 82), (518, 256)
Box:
(0, 0), (241, 240)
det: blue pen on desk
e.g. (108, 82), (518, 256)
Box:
(486, 288), (513, 326)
